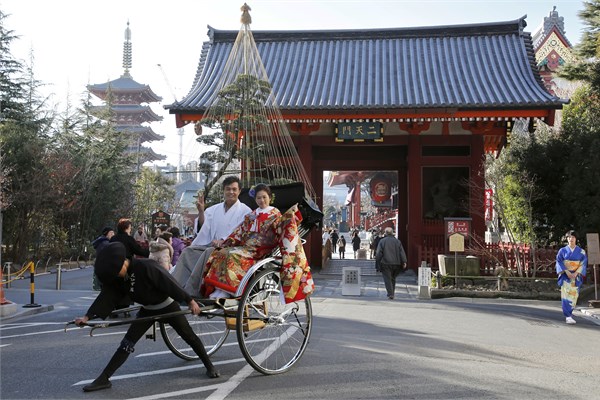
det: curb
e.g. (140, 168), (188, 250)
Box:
(0, 304), (55, 321)
(430, 289), (561, 301)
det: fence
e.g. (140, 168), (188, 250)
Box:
(417, 242), (560, 278)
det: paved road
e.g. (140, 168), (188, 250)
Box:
(1, 266), (599, 400)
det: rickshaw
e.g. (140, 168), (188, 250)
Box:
(66, 182), (322, 375)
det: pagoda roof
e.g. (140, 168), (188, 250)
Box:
(169, 17), (565, 120)
(129, 145), (167, 162)
(91, 105), (163, 122)
(116, 125), (164, 142)
(88, 74), (162, 103)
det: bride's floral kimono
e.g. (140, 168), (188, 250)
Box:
(202, 205), (314, 303)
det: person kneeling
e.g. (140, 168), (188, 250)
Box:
(75, 242), (220, 393)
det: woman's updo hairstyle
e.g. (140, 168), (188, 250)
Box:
(252, 183), (271, 198)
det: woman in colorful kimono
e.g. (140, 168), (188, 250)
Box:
(202, 183), (314, 302)
(556, 230), (587, 324)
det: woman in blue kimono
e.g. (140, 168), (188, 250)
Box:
(556, 230), (587, 324)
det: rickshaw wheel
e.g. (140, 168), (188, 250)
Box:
(160, 306), (229, 360)
(236, 266), (312, 374)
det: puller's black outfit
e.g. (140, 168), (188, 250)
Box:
(81, 243), (218, 392)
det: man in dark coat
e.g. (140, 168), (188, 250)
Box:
(375, 227), (407, 299)
(75, 242), (220, 392)
(110, 218), (150, 260)
(92, 226), (114, 256)
(91, 227), (114, 291)
(330, 229), (339, 256)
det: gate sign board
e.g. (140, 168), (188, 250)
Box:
(587, 233), (600, 265)
(336, 122), (382, 141)
(151, 210), (171, 234)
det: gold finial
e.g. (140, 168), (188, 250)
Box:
(241, 3), (252, 25)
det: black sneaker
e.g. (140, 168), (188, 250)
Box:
(82, 376), (112, 392)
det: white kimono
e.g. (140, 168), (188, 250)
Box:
(191, 200), (252, 246)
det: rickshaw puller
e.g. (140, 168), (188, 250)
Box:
(75, 242), (220, 392)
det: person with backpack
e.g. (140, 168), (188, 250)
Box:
(330, 229), (339, 256)
(337, 235), (347, 259)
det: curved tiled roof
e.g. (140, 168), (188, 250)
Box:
(88, 75), (162, 103)
(169, 17), (564, 115)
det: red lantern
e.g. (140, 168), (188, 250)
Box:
(370, 175), (391, 203)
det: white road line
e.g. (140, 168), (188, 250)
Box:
(0, 322), (66, 331)
(0, 344), (11, 348)
(75, 327), (295, 400)
(72, 358), (245, 386)
(0, 326), (126, 339)
(205, 327), (294, 400)
(128, 383), (221, 400)
(136, 338), (273, 358)
(1, 327), (76, 339)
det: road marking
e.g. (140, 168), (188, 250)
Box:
(204, 327), (294, 400)
(0, 344), (11, 348)
(0, 327), (77, 339)
(75, 327), (295, 400)
(72, 358), (245, 386)
(136, 337), (273, 358)
(0, 322), (65, 331)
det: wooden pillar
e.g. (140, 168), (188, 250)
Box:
(297, 135), (318, 267)
(407, 135), (422, 269)
(470, 135), (486, 241)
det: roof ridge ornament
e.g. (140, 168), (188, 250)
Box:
(122, 20), (132, 78)
(241, 3), (252, 26)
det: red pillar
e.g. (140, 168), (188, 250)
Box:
(297, 135), (319, 267)
(407, 135), (422, 269)
(470, 135), (486, 241)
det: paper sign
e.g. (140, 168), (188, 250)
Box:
(449, 233), (465, 252)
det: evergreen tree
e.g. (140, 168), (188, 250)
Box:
(559, 0), (600, 91)
(0, 11), (56, 261)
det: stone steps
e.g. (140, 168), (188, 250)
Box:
(321, 257), (379, 276)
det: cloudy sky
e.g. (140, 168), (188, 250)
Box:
(1, 0), (584, 167)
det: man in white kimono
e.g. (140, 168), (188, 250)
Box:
(172, 176), (251, 297)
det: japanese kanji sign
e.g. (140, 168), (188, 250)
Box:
(336, 122), (382, 141)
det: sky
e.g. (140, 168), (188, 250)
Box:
(1, 0), (586, 168)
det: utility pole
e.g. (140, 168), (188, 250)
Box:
(157, 64), (185, 183)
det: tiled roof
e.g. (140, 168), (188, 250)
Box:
(88, 75), (162, 103)
(169, 17), (564, 115)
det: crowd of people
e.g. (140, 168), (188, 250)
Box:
(321, 227), (385, 260)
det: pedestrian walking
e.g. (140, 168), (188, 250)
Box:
(556, 230), (587, 324)
(337, 235), (346, 259)
(330, 229), (339, 256)
(351, 230), (361, 259)
(375, 227), (407, 299)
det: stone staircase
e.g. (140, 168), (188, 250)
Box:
(320, 257), (379, 276)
